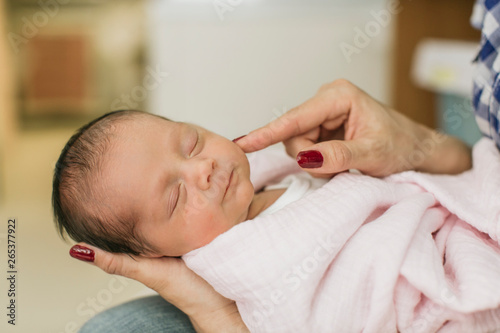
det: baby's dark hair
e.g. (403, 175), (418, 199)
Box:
(52, 110), (162, 256)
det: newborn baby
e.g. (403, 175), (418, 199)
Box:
(54, 110), (500, 331)
(52, 110), (325, 257)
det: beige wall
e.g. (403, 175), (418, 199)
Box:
(0, 0), (16, 205)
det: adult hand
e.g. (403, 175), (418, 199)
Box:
(69, 244), (248, 333)
(235, 79), (471, 177)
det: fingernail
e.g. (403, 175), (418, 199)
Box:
(232, 135), (246, 143)
(296, 150), (323, 168)
(70, 245), (95, 262)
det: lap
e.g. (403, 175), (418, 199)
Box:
(79, 295), (196, 333)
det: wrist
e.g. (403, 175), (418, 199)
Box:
(188, 302), (249, 333)
(390, 110), (472, 174)
(410, 123), (472, 174)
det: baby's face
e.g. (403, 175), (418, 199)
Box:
(102, 116), (254, 256)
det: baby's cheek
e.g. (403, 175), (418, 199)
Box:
(184, 210), (227, 247)
(182, 193), (232, 245)
(184, 191), (217, 219)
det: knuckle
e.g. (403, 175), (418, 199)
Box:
(333, 78), (351, 86)
(318, 82), (333, 93)
(287, 117), (303, 138)
(269, 115), (291, 132)
(256, 128), (273, 146)
(333, 79), (358, 96)
(332, 78), (353, 90)
(328, 143), (352, 170)
(101, 254), (119, 275)
(319, 78), (352, 90)
(100, 254), (138, 278)
(319, 79), (358, 99)
(368, 139), (386, 154)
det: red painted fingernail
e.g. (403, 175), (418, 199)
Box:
(297, 150), (323, 168)
(70, 245), (95, 262)
(232, 135), (246, 143)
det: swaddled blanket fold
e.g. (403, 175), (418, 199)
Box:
(182, 138), (500, 333)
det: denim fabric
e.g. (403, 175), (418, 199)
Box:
(79, 295), (196, 333)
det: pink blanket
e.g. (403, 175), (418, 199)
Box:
(182, 138), (500, 333)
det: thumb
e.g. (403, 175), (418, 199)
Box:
(296, 140), (366, 174)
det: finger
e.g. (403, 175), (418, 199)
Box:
(236, 89), (351, 153)
(284, 128), (319, 160)
(284, 126), (345, 160)
(296, 139), (369, 174)
(71, 243), (142, 279)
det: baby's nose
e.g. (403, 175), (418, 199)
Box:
(184, 157), (215, 191)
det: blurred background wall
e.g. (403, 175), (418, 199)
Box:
(0, 0), (479, 332)
(146, 0), (394, 138)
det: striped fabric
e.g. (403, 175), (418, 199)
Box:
(471, 0), (500, 149)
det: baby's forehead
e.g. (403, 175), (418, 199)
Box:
(118, 112), (168, 128)
(102, 114), (178, 162)
(109, 114), (171, 138)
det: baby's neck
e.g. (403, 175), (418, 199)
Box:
(246, 188), (286, 220)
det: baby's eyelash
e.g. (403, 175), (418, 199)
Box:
(169, 183), (181, 216)
(190, 131), (200, 155)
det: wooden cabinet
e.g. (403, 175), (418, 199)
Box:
(392, 0), (480, 128)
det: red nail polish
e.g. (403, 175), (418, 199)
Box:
(70, 245), (95, 262)
(232, 135), (246, 143)
(297, 150), (323, 168)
